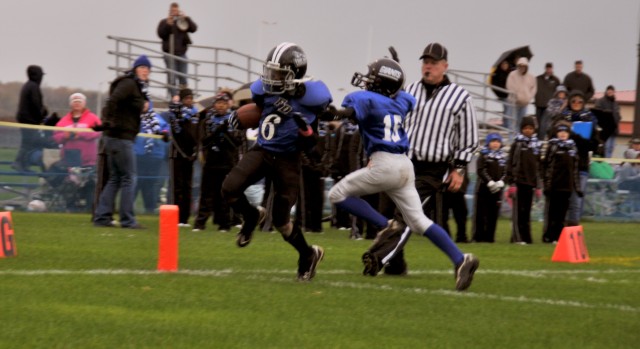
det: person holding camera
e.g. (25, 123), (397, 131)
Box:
(192, 93), (243, 232)
(157, 2), (197, 97)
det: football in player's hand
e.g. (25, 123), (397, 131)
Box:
(236, 103), (262, 129)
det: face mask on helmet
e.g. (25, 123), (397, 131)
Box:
(351, 58), (404, 97)
(262, 62), (297, 94)
(261, 42), (308, 95)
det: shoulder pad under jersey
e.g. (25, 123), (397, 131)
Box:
(250, 80), (264, 96)
(299, 80), (332, 107)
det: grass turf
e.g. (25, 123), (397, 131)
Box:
(0, 212), (638, 348)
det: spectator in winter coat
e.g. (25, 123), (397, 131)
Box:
(166, 88), (200, 227)
(542, 121), (581, 243)
(472, 133), (507, 243)
(542, 85), (568, 139)
(192, 93), (242, 232)
(134, 101), (170, 214)
(491, 60), (513, 124)
(558, 90), (603, 225)
(563, 60), (595, 102)
(506, 116), (541, 244)
(506, 57), (537, 130)
(617, 139), (640, 195)
(93, 55), (151, 229)
(13, 65), (49, 172)
(53, 93), (102, 167)
(157, 2), (198, 97)
(594, 85), (622, 158)
(534, 62), (561, 139)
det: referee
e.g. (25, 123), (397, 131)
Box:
(376, 42), (479, 275)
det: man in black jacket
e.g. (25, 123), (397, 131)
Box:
(93, 55), (151, 229)
(13, 65), (48, 172)
(157, 2), (197, 97)
(563, 60), (595, 102)
(534, 62), (560, 138)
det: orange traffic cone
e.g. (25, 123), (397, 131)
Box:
(158, 205), (179, 272)
(551, 225), (589, 263)
(0, 211), (18, 258)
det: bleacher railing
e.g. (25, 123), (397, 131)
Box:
(107, 35), (262, 100)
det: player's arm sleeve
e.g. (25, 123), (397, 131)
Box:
(318, 105), (356, 123)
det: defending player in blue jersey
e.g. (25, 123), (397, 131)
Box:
(222, 42), (331, 282)
(324, 57), (479, 291)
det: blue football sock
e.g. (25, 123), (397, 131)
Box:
(423, 224), (464, 265)
(335, 197), (388, 229)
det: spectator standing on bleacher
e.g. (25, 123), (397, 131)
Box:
(472, 133), (506, 243)
(559, 91), (602, 226)
(491, 60), (513, 125)
(541, 85), (568, 139)
(93, 55), (151, 229)
(53, 93), (102, 167)
(594, 85), (622, 158)
(134, 101), (170, 214)
(157, 2), (197, 97)
(506, 57), (537, 130)
(541, 121), (581, 243)
(13, 65), (49, 172)
(534, 62), (560, 139)
(506, 116), (541, 244)
(563, 60), (595, 102)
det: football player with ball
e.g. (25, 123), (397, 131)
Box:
(222, 42), (332, 282)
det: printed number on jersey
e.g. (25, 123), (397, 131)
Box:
(261, 114), (282, 140)
(383, 114), (402, 143)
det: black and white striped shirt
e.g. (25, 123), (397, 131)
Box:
(404, 77), (479, 166)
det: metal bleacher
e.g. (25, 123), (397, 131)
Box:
(106, 35), (262, 107)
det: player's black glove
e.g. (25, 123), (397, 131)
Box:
(576, 190), (584, 198)
(161, 131), (170, 142)
(291, 112), (308, 131)
(319, 105), (340, 121)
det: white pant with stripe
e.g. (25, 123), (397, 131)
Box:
(329, 151), (434, 234)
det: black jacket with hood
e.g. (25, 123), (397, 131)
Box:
(16, 65), (47, 124)
(102, 73), (147, 141)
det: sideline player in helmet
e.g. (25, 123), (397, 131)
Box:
(222, 42), (332, 281)
(322, 57), (479, 291)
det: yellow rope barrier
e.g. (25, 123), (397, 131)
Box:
(0, 121), (163, 139)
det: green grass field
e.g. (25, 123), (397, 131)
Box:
(1, 212), (638, 348)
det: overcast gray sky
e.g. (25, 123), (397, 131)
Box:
(1, 0), (639, 104)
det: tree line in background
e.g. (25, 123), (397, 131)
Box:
(0, 81), (103, 121)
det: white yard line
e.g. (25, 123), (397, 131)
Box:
(1, 268), (638, 313)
